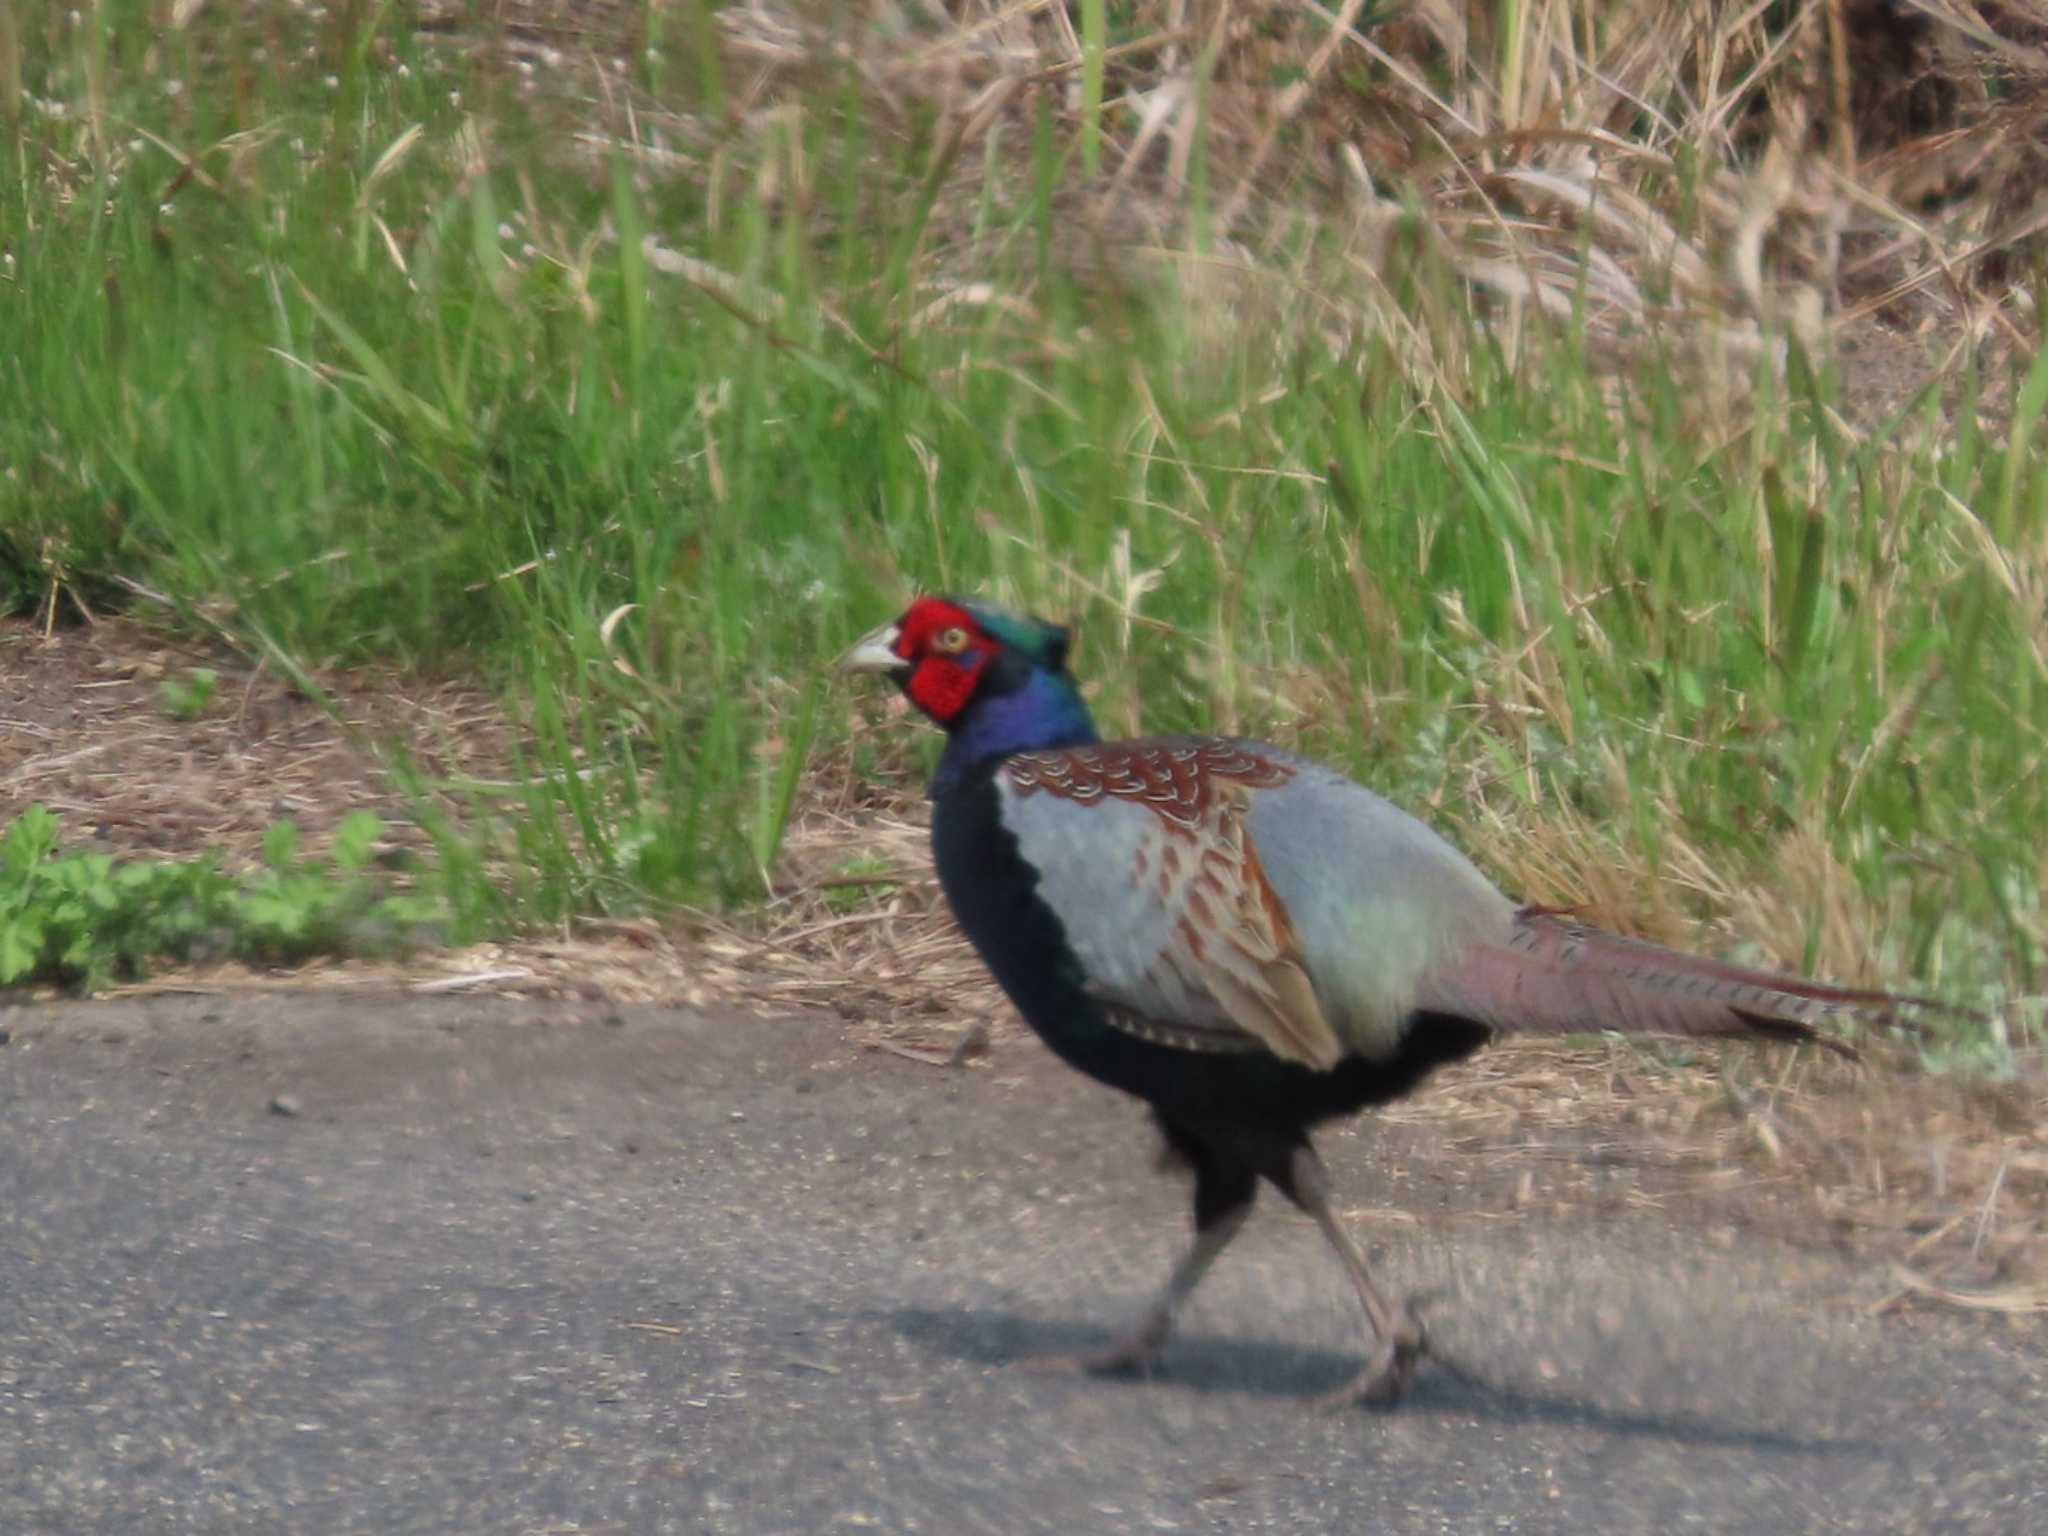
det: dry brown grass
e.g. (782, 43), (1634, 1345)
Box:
(558, 0), (2048, 422)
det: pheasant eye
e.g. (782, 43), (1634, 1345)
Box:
(932, 626), (972, 655)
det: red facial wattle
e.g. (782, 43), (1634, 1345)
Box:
(906, 650), (988, 722)
(891, 597), (995, 724)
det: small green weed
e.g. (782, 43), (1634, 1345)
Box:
(823, 854), (900, 915)
(157, 667), (218, 721)
(0, 805), (443, 993)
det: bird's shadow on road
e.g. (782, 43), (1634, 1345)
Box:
(884, 1306), (1865, 1457)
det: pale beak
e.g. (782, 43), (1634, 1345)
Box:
(838, 621), (909, 676)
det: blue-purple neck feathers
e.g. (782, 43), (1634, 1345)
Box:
(932, 665), (1098, 797)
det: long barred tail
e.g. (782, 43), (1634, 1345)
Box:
(1416, 910), (1966, 1058)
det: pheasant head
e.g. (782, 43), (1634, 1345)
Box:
(842, 595), (1099, 789)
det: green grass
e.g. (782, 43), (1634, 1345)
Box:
(0, 4), (2042, 1065)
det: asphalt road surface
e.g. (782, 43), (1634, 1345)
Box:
(2, 994), (2042, 1534)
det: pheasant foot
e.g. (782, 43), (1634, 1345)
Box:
(1313, 1297), (1429, 1408)
(1020, 1314), (1172, 1377)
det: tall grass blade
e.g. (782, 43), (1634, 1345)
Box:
(1079, 0), (1106, 176)
(611, 155), (649, 409)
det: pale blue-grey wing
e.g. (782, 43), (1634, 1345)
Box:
(994, 743), (1354, 1067)
(993, 775), (1264, 1052)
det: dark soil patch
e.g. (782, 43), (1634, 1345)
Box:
(1, 616), (511, 870)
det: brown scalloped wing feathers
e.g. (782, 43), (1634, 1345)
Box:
(1006, 742), (1346, 1070)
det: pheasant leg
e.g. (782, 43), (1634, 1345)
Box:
(1029, 1149), (1255, 1377)
(1069, 1202), (1250, 1373)
(1284, 1141), (1428, 1407)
